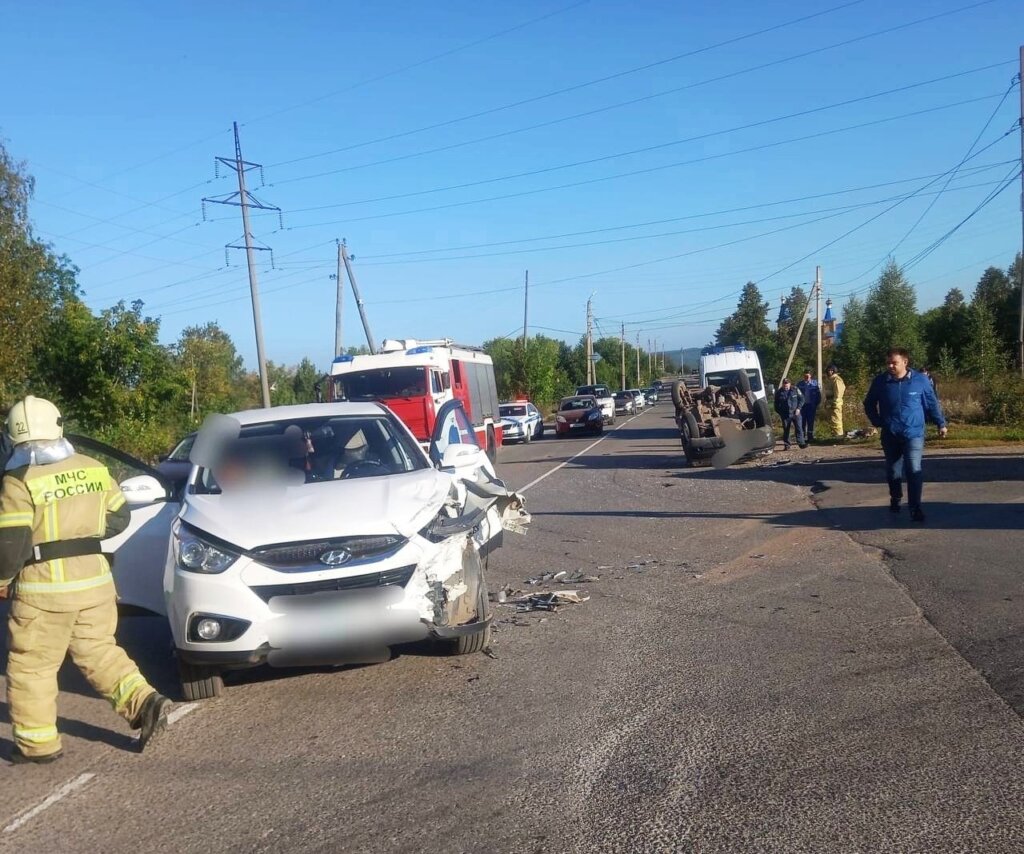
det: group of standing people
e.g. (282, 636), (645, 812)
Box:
(772, 364), (847, 449)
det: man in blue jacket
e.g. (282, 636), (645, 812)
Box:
(863, 348), (947, 523)
(797, 370), (821, 441)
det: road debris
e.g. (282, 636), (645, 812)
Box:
(527, 570), (567, 585)
(563, 569), (600, 583)
(509, 590), (590, 612)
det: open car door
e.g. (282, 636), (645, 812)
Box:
(68, 435), (179, 616)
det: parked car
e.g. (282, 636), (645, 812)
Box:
(574, 384), (615, 424)
(75, 400), (529, 701)
(628, 388), (646, 410)
(643, 387), (660, 404)
(555, 395), (604, 436)
(499, 400), (544, 443)
(613, 391), (635, 415)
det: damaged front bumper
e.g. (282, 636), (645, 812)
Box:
(169, 472), (529, 669)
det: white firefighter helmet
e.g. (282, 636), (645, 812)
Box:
(6, 396), (64, 445)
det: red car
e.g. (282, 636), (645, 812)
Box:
(554, 395), (604, 436)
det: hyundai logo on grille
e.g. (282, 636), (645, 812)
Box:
(319, 548), (352, 566)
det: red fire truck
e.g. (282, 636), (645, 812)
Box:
(327, 339), (503, 460)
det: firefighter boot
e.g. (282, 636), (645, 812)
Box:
(133, 692), (172, 752)
(9, 745), (63, 765)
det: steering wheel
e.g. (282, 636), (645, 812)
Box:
(340, 459), (388, 479)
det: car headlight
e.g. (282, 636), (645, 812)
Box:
(556, 415), (567, 424)
(587, 411), (601, 420)
(173, 521), (239, 574)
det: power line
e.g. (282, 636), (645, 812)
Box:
(753, 125), (1015, 286)
(269, 0), (869, 171)
(275, 62), (1015, 213)
(278, 92), (1008, 231)
(347, 160), (1013, 262)
(247, 1), (593, 128)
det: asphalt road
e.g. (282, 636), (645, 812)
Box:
(2, 406), (1022, 852)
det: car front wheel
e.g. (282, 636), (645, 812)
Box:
(178, 657), (224, 701)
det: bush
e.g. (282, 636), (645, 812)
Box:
(983, 374), (1024, 426)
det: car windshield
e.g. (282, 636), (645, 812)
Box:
(614, 392), (628, 400)
(192, 415), (426, 493)
(560, 397), (594, 411)
(705, 369), (763, 392)
(501, 405), (527, 417)
(577, 386), (609, 397)
(333, 367), (427, 400)
(168, 435), (195, 461)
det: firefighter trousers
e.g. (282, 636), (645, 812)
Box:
(6, 597), (156, 758)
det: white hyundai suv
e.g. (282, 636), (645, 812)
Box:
(78, 400), (528, 701)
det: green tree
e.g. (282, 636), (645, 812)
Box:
(961, 301), (1006, 382)
(292, 357), (321, 403)
(0, 142), (77, 402)
(35, 298), (180, 457)
(833, 295), (870, 387)
(174, 322), (250, 424)
(972, 259), (1019, 359)
(862, 260), (921, 366)
(921, 287), (970, 368)
(716, 282), (771, 350)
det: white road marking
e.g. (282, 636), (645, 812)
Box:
(520, 410), (644, 493)
(168, 702), (199, 726)
(3, 773), (95, 834)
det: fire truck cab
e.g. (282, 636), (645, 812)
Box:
(328, 339), (503, 461)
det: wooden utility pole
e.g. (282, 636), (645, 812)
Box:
(815, 266), (823, 385)
(585, 296), (594, 385)
(340, 240), (377, 354)
(334, 240), (344, 357)
(522, 270), (529, 347)
(620, 324), (626, 390)
(1017, 46), (1024, 374)
(635, 333), (641, 387)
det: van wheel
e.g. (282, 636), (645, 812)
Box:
(178, 657), (224, 701)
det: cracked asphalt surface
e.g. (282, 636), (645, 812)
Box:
(1, 407), (1022, 852)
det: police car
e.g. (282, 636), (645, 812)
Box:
(498, 400), (544, 444)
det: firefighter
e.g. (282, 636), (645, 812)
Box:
(822, 364), (847, 438)
(0, 396), (171, 764)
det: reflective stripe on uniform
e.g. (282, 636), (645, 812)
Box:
(13, 724), (60, 744)
(25, 466), (111, 505)
(15, 572), (112, 595)
(0, 511), (33, 528)
(107, 492), (126, 512)
(109, 671), (147, 711)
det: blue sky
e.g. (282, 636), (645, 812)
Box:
(3, 0), (1021, 369)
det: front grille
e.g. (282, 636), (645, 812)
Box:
(249, 536), (404, 568)
(249, 565), (416, 603)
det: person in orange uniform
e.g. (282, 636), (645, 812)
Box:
(0, 396), (171, 764)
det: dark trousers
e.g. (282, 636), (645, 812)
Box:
(881, 432), (925, 510)
(801, 404), (817, 439)
(780, 412), (805, 447)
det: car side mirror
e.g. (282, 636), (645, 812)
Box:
(439, 444), (485, 472)
(119, 474), (169, 506)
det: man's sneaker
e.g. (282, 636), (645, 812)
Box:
(783, 443), (790, 451)
(798, 443), (808, 449)
(133, 693), (172, 752)
(910, 508), (926, 523)
(890, 499), (901, 514)
(9, 746), (62, 765)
